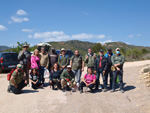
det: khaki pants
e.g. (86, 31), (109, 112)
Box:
(61, 79), (76, 89)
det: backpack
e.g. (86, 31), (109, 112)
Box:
(59, 55), (68, 60)
(7, 69), (23, 81)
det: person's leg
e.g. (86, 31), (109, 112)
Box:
(112, 71), (117, 91)
(109, 68), (113, 89)
(17, 80), (27, 90)
(32, 83), (37, 89)
(24, 65), (29, 84)
(61, 79), (67, 89)
(72, 70), (77, 82)
(118, 70), (124, 90)
(77, 69), (82, 84)
(11, 85), (20, 94)
(95, 69), (100, 89)
(52, 79), (57, 89)
(88, 84), (95, 91)
(103, 70), (108, 89)
(80, 81), (86, 92)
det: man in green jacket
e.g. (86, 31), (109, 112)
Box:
(58, 48), (69, 70)
(84, 48), (96, 71)
(61, 65), (76, 92)
(8, 64), (27, 94)
(111, 48), (125, 93)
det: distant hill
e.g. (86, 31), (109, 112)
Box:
(0, 46), (10, 52)
(47, 40), (96, 56)
(104, 42), (150, 51)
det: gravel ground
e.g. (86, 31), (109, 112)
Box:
(0, 60), (150, 113)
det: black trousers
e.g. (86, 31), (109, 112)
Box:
(80, 81), (95, 91)
(32, 82), (42, 89)
(10, 80), (27, 94)
(50, 79), (61, 89)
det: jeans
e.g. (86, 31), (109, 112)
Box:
(105, 67), (113, 88)
(96, 68), (106, 89)
(9, 80), (27, 94)
(23, 65), (29, 84)
(112, 70), (123, 90)
(39, 66), (45, 84)
(72, 70), (82, 84)
(80, 81), (95, 91)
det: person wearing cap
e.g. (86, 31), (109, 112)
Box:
(104, 48), (114, 89)
(7, 64), (27, 94)
(49, 48), (58, 68)
(84, 48), (96, 71)
(94, 49), (108, 92)
(18, 44), (31, 85)
(60, 65), (76, 92)
(111, 48), (125, 93)
(58, 48), (69, 70)
(70, 50), (84, 88)
(39, 47), (49, 87)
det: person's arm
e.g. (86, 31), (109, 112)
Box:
(60, 70), (66, 80)
(120, 55), (125, 65)
(58, 55), (62, 67)
(94, 57), (97, 72)
(70, 56), (73, 67)
(84, 54), (88, 63)
(18, 51), (24, 61)
(49, 71), (53, 80)
(82, 58), (84, 71)
(88, 75), (96, 85)
(46, 54), (49, 68)
(111, 55), (115, 66)
(64, 56), (69, 67)
(10, 71), (18, 88)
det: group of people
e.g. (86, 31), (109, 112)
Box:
(7, 44), (125, 94)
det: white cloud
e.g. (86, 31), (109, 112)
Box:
(16, 9), (27, 16)
(30, 31), (70, 42)
(137, 34), (142, 37)
(22, 29), (33, 33)
(11, 16), (29, 23)
(0, 25), (8, 31)
(29, 31), (106, 42)
(72, 33), (105, 40)
(99, 40), (113, 45)
(128, 34), (134, 38)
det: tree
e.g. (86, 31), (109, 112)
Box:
(92, 43), (105, 53)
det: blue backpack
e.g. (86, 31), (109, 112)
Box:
(59, 55), (68, 60)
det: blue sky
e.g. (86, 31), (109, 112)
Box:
(0, 0), (150, 47)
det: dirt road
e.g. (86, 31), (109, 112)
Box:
(0, 60), (150, 113)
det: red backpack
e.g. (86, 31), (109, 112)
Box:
(7, 69), (23, 81)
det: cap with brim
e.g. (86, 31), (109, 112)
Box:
(67, 65), (71, 68)
(108, 48), (112, 51)
(23, 44), (29, 47)
(61, 48), (66, 51)
(99, 49), (104, 52)
(116, 48), (120, 51)
(17, 64), (22, 68)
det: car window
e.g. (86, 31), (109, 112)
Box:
(2, 53), (18, 61)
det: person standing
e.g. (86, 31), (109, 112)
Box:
(84, 48), (96, 71)
(58, 48), (69, 70)
(49, 48), (58, 67)
(60, 65), (76, 92)
(18, 44), (31, 85)
(104, 48), (114, 89)
(70, 50), (84, 87)
(94, 50), (108, 92)
(7, 64), (27, 94)
(31, 49), (41, 70)
(39, 47), (49, 87)
(111, 48), (125, 93)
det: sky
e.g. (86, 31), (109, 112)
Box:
(0, 0), (150, 47)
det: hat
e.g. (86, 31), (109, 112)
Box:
(108, 48), (112, 51)
(67, 65), (71, 68)
(99, 49), (104, 52)
(61, 48), (66, 51)
(17, 64), (22, 68)
(51, 48), (55, 50)
(116, 48), (120, 51)
(23, 44), (29, 47)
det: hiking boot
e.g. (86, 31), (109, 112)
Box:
(120, 89), (125, 93)
(111, 89), (115, 92)
(80, 90), (83, 94)
(7, 86), (12, 93)
(62, 88), (65, 92)
(103, 88), (107, 92)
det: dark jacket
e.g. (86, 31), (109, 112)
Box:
(94, 55), (108, 71)
(105, 52), (114, 67)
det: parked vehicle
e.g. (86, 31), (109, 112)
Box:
(55, 50), (74, 58)
(0, 52), (19, 73)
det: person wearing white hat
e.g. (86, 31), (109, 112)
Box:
(18, 44), (31, 85)
(58, 48), (69, 70)
(60, 65), (76, 92)
(7, 64), (27, 94)
(111, 48), (125, 93)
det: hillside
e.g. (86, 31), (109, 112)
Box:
(0, 46), (10, 52)
(104, 42), (150, 51)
